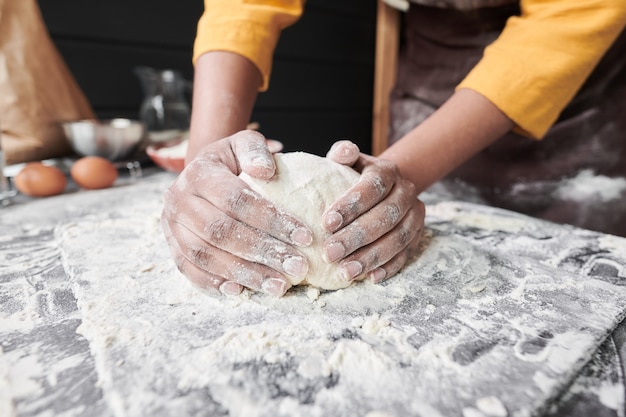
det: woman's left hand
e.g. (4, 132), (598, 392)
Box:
(323, 141), (425, 284)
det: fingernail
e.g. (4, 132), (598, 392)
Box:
(370, 268), (387, 283)
(324, 211), (343, 232)
(291, 227), (313, 246)
(261, 278), (289, 297)
(219, 281), (243, 296)
(324, 242), (345, 263)
(340, 261), (363, 281)
(283, 256), (308, 277)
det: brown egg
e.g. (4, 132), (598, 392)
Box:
(71, 156), (118, 190)
(14, 162), (68, 197)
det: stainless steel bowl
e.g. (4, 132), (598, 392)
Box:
(62, 118), (146, 161)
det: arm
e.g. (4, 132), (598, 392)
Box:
(186, 0), (305, 163)
(162, 1), (311, 297)
(459, 0), (626, 139)
(321, 0), (626, 282)
(383, 0), (626, 192)
(186, 52), (262, 164)
(173, 0), (426, 291)
(380, 88), (513, 193)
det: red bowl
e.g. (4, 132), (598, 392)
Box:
(146, 138), (283, 175)
(146, 139), (187, 174)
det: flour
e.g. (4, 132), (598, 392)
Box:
(239, 152), (361, 290)
(555, 170), (626, 202)
(598, 234), (626, 254)
(0, 350), (44, 403)
(0, 347), (17, 417)
(55, 192), (626, 417)
(595, 381), (624, 410)
(475, 396), (508, 416)
(152, 139), (188, 158)
(427, 201), (529, 233)
(533, 371), (558, 394)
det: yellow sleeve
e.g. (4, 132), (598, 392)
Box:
(194, 0), (305, 91)
(456, 0), (626, 139)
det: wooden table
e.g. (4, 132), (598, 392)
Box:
(1, 167), (625, 417)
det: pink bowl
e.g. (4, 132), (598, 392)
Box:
(146, 139), (186, 174)
(146, 138), (283, 175)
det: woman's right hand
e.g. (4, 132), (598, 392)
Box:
(161, 130), (313, 297)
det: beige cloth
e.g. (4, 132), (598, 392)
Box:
(0, 0), (94, 165)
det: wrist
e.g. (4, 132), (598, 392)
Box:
(380, 88), (513, 192)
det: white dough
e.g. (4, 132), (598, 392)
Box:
(239, 152), (361, 290)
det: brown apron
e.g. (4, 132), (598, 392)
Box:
(390, 1), (626, 237)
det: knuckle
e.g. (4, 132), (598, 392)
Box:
(225, 188), (255, 216)
(376, 158), (398, 175)
(254, 239), (289, 264)
(405, 180), (418, 198)
(367, 252), (382, 269)
(397, 178), (418, 201)
(384, 203), (402, 225)
(398, 224), (413, 246)
(345, 222), (367, 249)
(188, 245), (213, 269)
(182, 158), (202, 176)
(365, 175), (388, 198)
(203, 218), (237, 246)
(406, 233), (423, 258)
(245, 132), (269, 151)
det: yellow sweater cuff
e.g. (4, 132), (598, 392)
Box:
(457, 0), (626, 139)
(193, 1), (304, 91)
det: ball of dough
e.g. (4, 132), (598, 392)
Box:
(239, 152), (361, 290)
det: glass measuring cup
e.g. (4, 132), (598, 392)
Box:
(134, 66), (191, 144)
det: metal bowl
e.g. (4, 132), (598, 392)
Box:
(62, 118), (146, 161)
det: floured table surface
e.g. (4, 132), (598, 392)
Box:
(1, 171), (625, 417)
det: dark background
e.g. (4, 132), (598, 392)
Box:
(38, 0), (377, 156)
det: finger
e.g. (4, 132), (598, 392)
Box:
(183, 157), (313, 249)
(368, 229), (423, 284)
(171, 222), (292, 296)
(168, 243), (239, 295)
(323, 181), (417, 263)
(322, 156), (399, 233)
(231, 130), (276, 179)
(326, 140), (360, 166)
(173, 194), (309, 280)
(334, 206), (423, 282)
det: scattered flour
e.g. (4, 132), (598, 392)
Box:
(49, 179), (626, 417)
(427, 201), (529, 233)
(0, 347), (17, 417)
(555, 170), (626, 202)
(475, 396), (508, 417)
(595, 381), (624, 410)
(533, 371), (558, 395)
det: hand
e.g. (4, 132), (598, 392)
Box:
(161, 130), (313, 297)
(323, 141), (425, 283)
